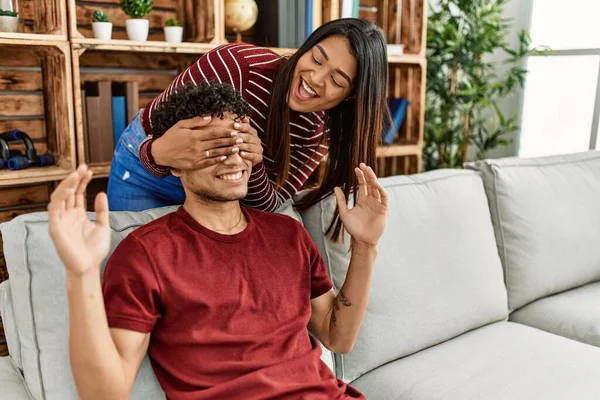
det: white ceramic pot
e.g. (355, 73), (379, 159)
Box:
(125, 18), (149, 42)
(0, 15), (18, 33)
(164, 26), (183, 43)
(92, 21), (112, 40)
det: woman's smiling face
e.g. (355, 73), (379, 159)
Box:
(287, 35), (357, 113)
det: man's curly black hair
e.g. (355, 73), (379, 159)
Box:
(150, 81), (250, 138)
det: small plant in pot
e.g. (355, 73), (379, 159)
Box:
(164, 18), (183, 44)
(0, 9), (18, 33)
(120, 0), (153, 42)
(92, 10), (112, 40)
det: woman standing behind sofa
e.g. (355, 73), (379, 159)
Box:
(107, 18), (389, 236)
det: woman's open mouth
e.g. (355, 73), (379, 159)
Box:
(295, 77), (318, 101)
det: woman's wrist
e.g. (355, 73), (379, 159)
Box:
(139, 137), (171, 178)
(148, 137), (166, 167)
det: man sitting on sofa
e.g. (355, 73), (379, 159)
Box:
(46, 82), (388, 399)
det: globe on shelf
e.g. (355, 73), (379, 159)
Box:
(224, 0), (258, 43)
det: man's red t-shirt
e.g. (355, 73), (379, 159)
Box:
(102, 206), (365, 399)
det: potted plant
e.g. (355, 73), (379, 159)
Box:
(0, 9), (18, 33)
(92, 10), (112, 40)
(120, 0), (153, 42)
(164, 18), (183, 44)
(424, 0), (545, 170)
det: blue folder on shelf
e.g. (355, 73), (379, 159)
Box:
(383, 97), (409, 145)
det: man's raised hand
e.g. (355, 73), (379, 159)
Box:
(334, 163), (388, 247)
(48, 164), (110, 276)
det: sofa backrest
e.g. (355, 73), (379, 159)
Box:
(299, 169), (509, 383)
(465, 150), (600, 312)
(0, 208), (175, 400)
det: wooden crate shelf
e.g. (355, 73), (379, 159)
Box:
(11, 0), (68, 36)
(0, 32), (67, 42)
(377, 143), (421, 157)
(71, 37), (219, 54)
(358, 0), (427, 56)
(67, 0), (224, 44)
(0, 41), (76, 188)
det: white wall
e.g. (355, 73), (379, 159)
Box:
(485, 0), (532, 158)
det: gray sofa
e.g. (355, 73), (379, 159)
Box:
(1, 150), (600, 399)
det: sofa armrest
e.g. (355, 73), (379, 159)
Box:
(0, 356), (32, 399)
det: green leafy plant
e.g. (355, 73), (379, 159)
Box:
(165, 18), (180, 27)
(120, 0), (153, 19)
(424, 0), (543, 170)
(0, 9), (18, 17)
(92, 10), (110, 23)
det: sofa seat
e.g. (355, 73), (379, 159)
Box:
(351, 322), (600, 400)
(0, 356), (31, 399)
(510, 281), (600, 348)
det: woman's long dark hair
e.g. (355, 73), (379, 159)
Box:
(264, 18), (390, 240)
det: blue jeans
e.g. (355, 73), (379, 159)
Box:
(107, 112), (186, 211)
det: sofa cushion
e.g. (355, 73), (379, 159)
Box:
(465, 151), (600, 311)
(510, 281), (600, 347)
(0, 200), (329, 399)
(1, 208), (173, 400)
(0, 356), (32, 400)
(0, 281), (21, 369)
(351, 322), (600, 400)
(299, 169), (508, 382)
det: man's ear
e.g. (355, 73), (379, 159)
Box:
(170, 168), (182, 177)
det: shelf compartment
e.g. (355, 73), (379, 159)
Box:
(0, 42), (76, 187)
(68, 0), (223, 44)
(8, 0), (68, 36)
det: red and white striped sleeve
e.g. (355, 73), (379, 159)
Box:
(241, 125), (328, 212)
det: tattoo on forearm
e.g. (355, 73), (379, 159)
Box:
(331, 291), (352, 327)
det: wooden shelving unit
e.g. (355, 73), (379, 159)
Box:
(0, 37), (76, 187)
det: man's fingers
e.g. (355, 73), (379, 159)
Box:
(371, 177), (388, 207)
(361, 164), (380, 202)
(75, 170), (93, 209)
(177, 116), (212, 130)
(334, 187), (349, 215)
(355, 167), (368, 198)
(94, 192), (109, 227)
(66, 165), (89, 210)
(47, 199), (64, 224)
(51, 168), (84, 203)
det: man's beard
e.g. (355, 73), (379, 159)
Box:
(189, 187), (248, 204)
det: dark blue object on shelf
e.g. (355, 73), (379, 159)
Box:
(383, 97), (409, 145)
(0, 129), (56, 171)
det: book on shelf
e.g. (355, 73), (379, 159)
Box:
(81, 81), (140, 164)
(126, 81), (139, 122)
(387, 44), (405, 56)
(255, 0), (317, 48)
(383, 97), (409, 145)
(111, 82), (127, 145)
